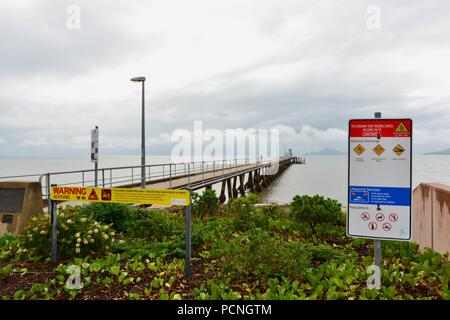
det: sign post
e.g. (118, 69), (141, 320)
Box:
(50, 184), (58, 264)
(91, 126), (99, 187)
(347, 115), (412, 288)
(184, 190), (192, 278)
(373, 112), (382, 289)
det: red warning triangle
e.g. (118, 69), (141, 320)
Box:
(88, 189), (99, 201)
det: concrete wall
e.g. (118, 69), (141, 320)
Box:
(412, 183), (450, 257)
(0, 182), (43, 236)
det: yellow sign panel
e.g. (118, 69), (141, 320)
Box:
(393, 144), (405, 156)
(373, 144), (385, 156)
(50, 186), (190, 206)
(353, 144), (366, 156)
(395, 121), (409, 133)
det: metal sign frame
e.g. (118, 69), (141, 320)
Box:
(347, 118), (413, 241)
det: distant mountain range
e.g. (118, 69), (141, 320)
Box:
(307, 148), (346, 155)
(424, 148), (450, 155)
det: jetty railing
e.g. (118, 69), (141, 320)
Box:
(0, 156), (304, 203)
(3, 158), (257, 201)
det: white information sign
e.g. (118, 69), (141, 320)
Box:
(347, 119), (412, 240)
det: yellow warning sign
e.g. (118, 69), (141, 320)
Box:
(395, 121), (409, 133)
(393, 144), (405, 156)
(373, 144), (385, 156)
(353, 144), (366, 156)
(50, 186), (190, 206)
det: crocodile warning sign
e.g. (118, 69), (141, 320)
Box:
(51, 186), (190, 206)
(348, 118), (412, 241)
(395, 121), (409, 133)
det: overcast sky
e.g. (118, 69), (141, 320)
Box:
(0, 0), (449, 157)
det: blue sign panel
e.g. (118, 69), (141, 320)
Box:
(349, 186), (411, 206)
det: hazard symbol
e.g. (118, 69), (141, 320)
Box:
(373, 144), (385, 156)
(353, 144), (366, 156)
(101, 189), (112, 201)
(395, 121), (409, 133)
(88, 189), (99, 201)
(375, 213), (385, 222)
(392, 144), (405, 156)
(368, 222), (378, 230)
(361, 212), (370, 221)
(382, 222), (392, 231)
(389, 213), (398, 222)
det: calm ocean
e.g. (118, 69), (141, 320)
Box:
(1, 155), (449, 205)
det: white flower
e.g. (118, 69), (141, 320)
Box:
(75, 232), (80, 238)
(89, 239), (94, 243)
(77, 238), (81, 243)
(94, 229), (98, 233)
(110, 232), (115, 237)
(75, 243), (80, 248)
(66, 219), (72, 224)
(33, 227), (38, 232)
(83, 239), (88, 245)
(80, 218), (87, 223)
(88, 230), (93, 235)
(40, 230), (45, 235)
(75, 248), (80, 254)
(102, 234), (108, 240)
(103, 225), (109, 230)
(144, 259), (150, 264)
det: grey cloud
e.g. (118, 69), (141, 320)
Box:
(0, 1), (160, 79)
(1, 0), (450, 157)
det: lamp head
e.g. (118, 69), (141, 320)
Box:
(131, 76), (146, 82)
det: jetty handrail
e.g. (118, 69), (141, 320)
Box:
(0, 156), (304, 202)
(0, 173), (43, 180)
(36, 157), (259, 200)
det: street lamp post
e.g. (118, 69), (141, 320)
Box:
(131, 76), (146, 188)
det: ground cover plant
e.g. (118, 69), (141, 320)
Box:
(1, 192), (449, 300)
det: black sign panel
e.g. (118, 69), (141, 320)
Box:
(0, 188), (25, 213)
(2, 214), (13, 224)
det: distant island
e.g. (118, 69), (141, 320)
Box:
(424, 148), (450, 155)
(307, 148), (346, 155)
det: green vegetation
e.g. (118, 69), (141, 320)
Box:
(0, 191), (449, 300)
(191, 189), (220, 218)
(22, 206), (113, 259)
(291, 195), (344, 228)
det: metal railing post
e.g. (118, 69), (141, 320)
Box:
(46, 173), (51, 205)
(102, 169), (105, 187)
(188, 163), (191, 186)
(170, 164), (172, 188)
(82, 172), (85, 187)
(110, 169), (112, 187)
(131, 168), (134, 184)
